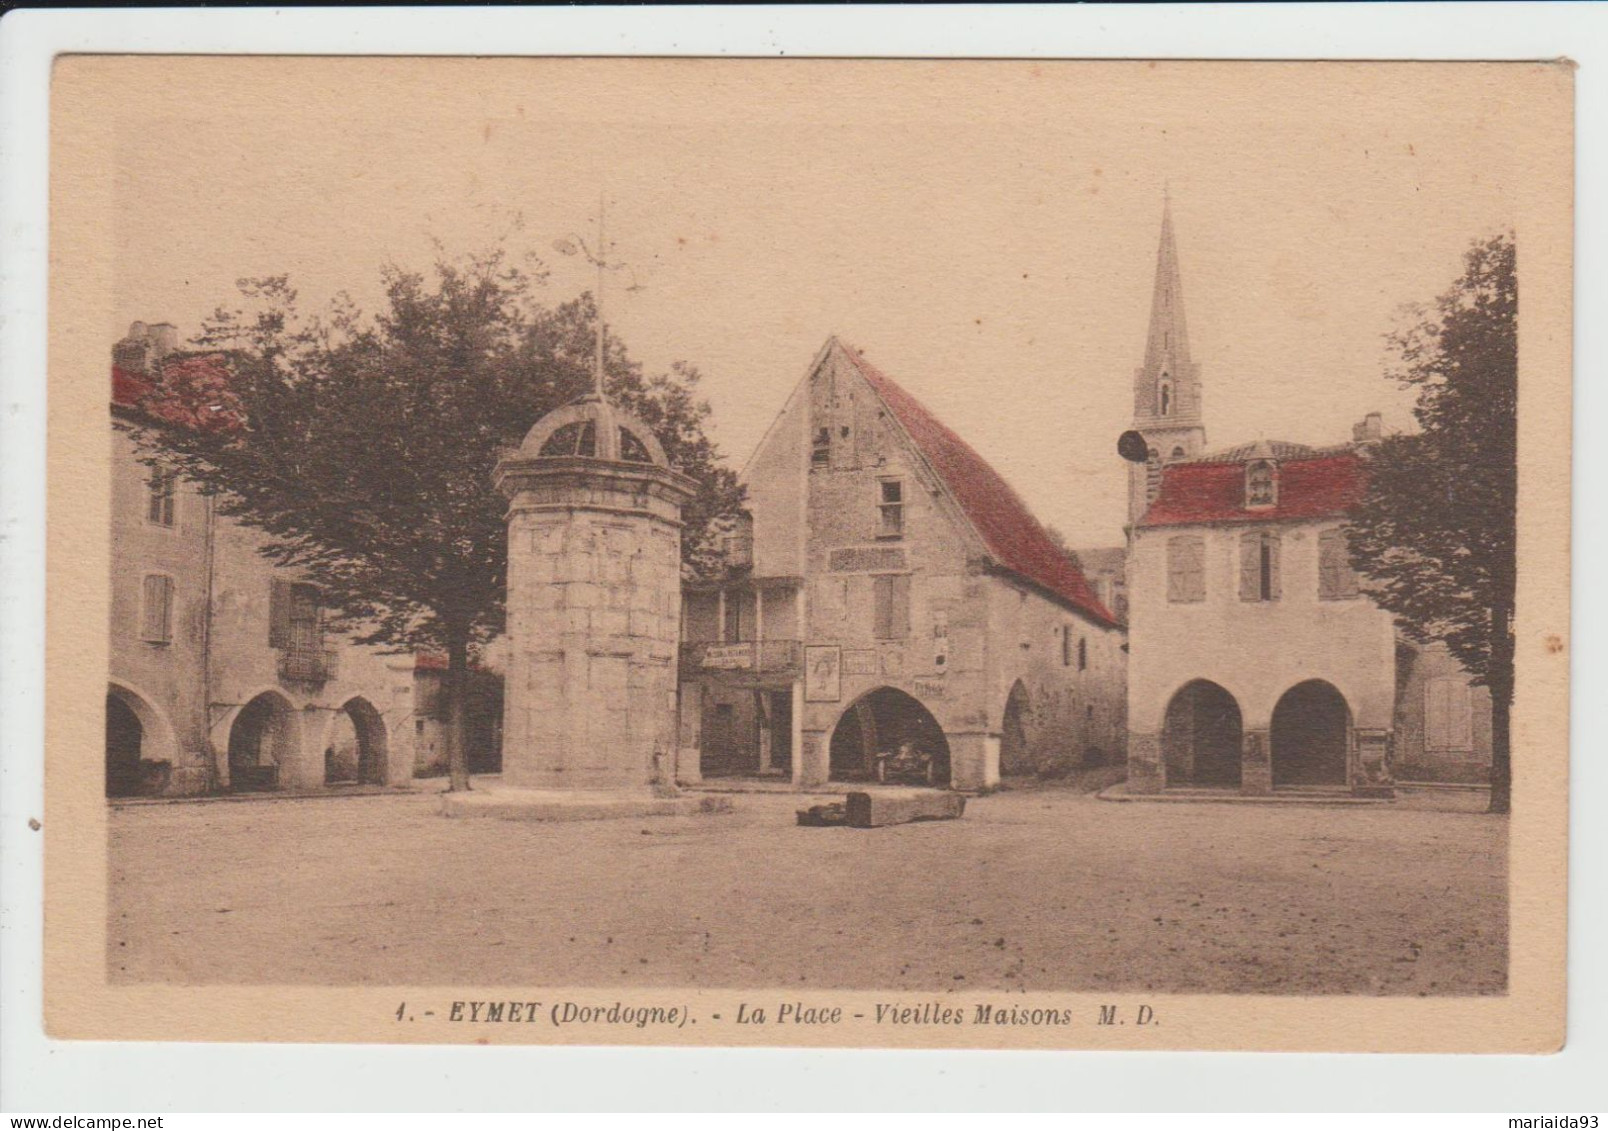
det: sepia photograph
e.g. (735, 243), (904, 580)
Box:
(39, 53), (1571, 1054)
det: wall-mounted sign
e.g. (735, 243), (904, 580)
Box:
(913, 676), (947, 700)
(701, 643), (755, 670)
(804, 645), (842, 702)
(843, 649), (878, 676)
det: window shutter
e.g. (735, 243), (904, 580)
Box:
(1426, 679), (1474, 751)
(890, 574), (911, 640)
(1168, 536), (1205, 603)
(1239, 533), (1261, 601)
(1267, 534), (1282, 600)
(269, 578), (294, 648)
(141, 575), (172, 643)
(1338, 531), (1359, 599)
(1319, 530), (1340, 599)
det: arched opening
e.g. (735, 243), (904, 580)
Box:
(324, 697), (389, 786)
(106, 683), (176, 799)
(999, 680), (1032, 776)
(829, 686), (951, 787)
(228, 691), (298, 792)
(1162, 680), (1243, 788)
(105, 694), (145, 797)
(1271, 680), (1351, 787)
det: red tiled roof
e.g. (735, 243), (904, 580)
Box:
(1139, 451), (1366, 528)
(840, 345), (1120, 628)
(111, 355), (242, 432)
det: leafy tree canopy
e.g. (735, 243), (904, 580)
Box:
(1346, 232), (1515, 811)
(127, 248), (745, 787)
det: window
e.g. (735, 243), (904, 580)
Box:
(269, 579), (323, 651)
(1318, 528), (1361, 600)
(538, 420), (596, 458)
(1166, 535), (1205, 603)
(1159, 382), (1172, 416)
(1078, 637), (1088, 671)
(1061, 625), (1072, 667)
(618, 427), (652, 463)
(1239, 531), (1282, 602)
(878, 479), (904, 538)
(140, 574), (173, 643)
(1425, 678), (1474, 752)
(932, 608), (948, 668)
(723, 591), (744, 644)
(146, 468), (176, 526)
(872, 574), (911, 640)
(1171, 446), (1186, 461)
(811, 426), (831, 467)
(1145, 448), (1162, 502)
(1245, 460), (1277, 508)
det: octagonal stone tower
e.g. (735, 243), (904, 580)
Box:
(491, 394), (697, 795)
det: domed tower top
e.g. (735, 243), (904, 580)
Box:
(516, 392), (668, 467)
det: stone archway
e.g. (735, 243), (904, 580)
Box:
(324, 697), (389, 786)
(1271, 680), (1351, 787)
(1162, 679), (1243, 788)
(999, 680), (1033, 776)
(829, 686), (951, 786)
(227, 690), (299, 792)
(106, 682), (179, 798)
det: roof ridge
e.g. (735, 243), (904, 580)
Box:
(835, 342), (1120, 628)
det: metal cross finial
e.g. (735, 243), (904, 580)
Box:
(553, 194), (644, 402)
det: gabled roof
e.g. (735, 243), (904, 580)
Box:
(835, 342), (1120, 629)
(1139, 448), (1366, 528)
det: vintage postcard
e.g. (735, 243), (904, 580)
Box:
(44, 56), (1571, 1052)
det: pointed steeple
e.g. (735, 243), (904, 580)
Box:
(1126, 193), (1207, 526)
(1133, 193), (1200, 429)
(1140, 192), (1194, 392)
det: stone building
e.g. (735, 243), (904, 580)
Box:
(107, 322), (417, 798)
(1120, 208), (1493, 795)
(678, 338), (1126, 792)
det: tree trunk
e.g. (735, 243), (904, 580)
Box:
(444, 632), (472, 793)
(1488, 604), (1513, 815)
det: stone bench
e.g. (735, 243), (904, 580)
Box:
(844, 788), (965, 828)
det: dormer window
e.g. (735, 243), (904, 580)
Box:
(1245, 459), (1277, 509)
(1159, 379), (1172, 417)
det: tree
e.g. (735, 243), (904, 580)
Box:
(130, 249), (744, 792)
(1346, 233), (1516, 813)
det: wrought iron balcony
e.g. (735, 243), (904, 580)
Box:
(278, 647), (338, 684)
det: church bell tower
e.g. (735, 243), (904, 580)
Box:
(1127, 193), (1207, 526)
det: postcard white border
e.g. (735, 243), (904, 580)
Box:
(2, 2), (1604, 1113)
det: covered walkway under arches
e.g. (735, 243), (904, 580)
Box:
(227, 690), (300, 792)
(1161, 679), (1243, 788)
(829, 686), (951, 787)
(998, 680), (1032, 776)
(1271, 679), (1352, 787)
(324, 696), (389, 786)
(105, 682), (179, 798)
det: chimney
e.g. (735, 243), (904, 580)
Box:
(112, 321), (180, 375)
(1352, 412), (1383, 444)
(149, 322), (180, 362)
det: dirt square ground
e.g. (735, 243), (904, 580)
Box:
(108, 783), (1505, 995)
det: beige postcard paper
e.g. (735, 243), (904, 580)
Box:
(46, 56), (1570, 1051)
